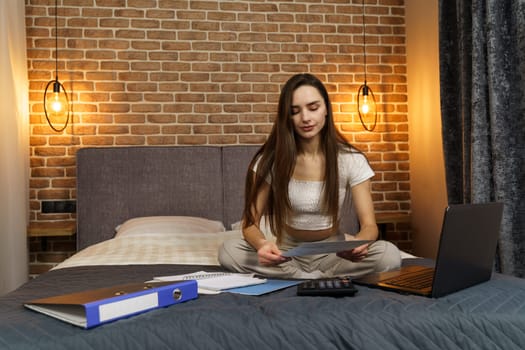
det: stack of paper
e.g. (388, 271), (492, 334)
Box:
(153, 271), (267, 293)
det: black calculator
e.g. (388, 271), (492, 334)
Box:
(297, 277), (358, 297)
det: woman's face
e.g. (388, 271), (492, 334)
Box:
(290, 85), (327, 140)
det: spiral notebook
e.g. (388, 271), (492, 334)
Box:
(152, 271), (267, 292)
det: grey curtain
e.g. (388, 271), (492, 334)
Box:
(439, 0), (525, 277)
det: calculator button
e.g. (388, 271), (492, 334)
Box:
(297, 277), (358, 297)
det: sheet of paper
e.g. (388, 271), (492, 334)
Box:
(225, 279), (301, 296)
(197, 275), (267, 291)
(282, 240), (372, 257)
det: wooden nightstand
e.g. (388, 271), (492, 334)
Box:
(27, 221), (76, 237)
(27, 221), (76, 251)
(375, 212), (411, 240)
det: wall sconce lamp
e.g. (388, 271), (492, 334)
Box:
(43, 0), (70, 132)
(357, 0), (377, 132)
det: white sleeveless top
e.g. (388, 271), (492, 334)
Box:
(253, 151), (374, 230)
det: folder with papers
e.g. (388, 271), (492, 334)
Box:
(24, 280), (198, 329)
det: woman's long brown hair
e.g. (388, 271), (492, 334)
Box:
(242, 73), (357, 243)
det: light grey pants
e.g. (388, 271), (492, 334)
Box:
(218, 233), (402, 279)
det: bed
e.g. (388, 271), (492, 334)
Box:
(1, 145), (525, 350)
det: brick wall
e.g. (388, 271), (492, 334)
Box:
(25, 0), (410, 276)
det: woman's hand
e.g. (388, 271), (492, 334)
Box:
(257, 241), (291, 266)
(336, 241), (370, 262)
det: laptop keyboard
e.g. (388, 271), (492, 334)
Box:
(384, 268), (434, 290)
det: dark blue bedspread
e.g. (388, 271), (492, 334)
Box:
(1, 262), (525, 350)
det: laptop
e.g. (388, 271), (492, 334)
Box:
(353, 202), (503, 298)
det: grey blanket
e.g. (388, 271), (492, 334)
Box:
(1, 262), (525, 350)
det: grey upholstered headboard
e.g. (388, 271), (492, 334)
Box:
(76, 146), (260, 250)
(76, 145), (359, 250)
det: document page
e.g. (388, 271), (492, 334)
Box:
(282, 240), (372, 257)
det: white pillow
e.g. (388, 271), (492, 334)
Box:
(115, 216), (226, 237)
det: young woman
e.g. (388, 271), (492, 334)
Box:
(219, 73), (401, 279)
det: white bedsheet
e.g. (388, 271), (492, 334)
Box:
(54, 230), (416, 270)
(53, 231), (242, 270)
